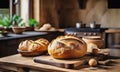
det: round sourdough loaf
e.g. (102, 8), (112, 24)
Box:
(48, 35), (87, 59)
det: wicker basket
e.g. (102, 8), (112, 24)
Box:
(17, 49), (45, 57)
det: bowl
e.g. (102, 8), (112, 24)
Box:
(12, 27), (26, 34)
(17, 49), (44, 57)
(0, 31), (8, 36)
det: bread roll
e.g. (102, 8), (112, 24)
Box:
(39, 23), (56, 31)
(86, 43), (100, 54)
(89, 58), (97, 67)
(43, 23), (51, 29)
(39, 27), (48, 31)
(18, 40), (34, 51)
(48, 35), (87, 59)
(49, 27), (56, 31)
(40, 23), (52, 30)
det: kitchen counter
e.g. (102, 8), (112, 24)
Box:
(0, 31), (50, 41)
(0, 31), (64, 57)
(105, 28), (120, 33)
(0, 51), (120, 72)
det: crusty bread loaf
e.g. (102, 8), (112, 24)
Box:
(48, 35), (87, 59)
(19, 38), (49, 52)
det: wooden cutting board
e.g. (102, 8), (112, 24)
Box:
(33, 55), (95, 69)
(33, 54), (107, 69)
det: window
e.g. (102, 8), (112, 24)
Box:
(0, 0), (9, 20)
(108, 0), (120, 8)
(77, 0), (86, 9)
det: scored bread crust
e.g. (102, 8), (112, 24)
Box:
(19, 38), (49, 52)
(19, 40), (34, 51)
(35, 38), (49, 51)
(48, 36), (87, 59)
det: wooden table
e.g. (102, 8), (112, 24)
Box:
(0, 54), (120, 72)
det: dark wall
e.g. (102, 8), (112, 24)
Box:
(0, 0), (9, 8)
(108, 0), (120, 8)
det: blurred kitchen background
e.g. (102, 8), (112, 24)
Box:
(0, 0), (120, 57)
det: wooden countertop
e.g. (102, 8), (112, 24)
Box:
(0, 52), (120, 72)
(105, 28), (120, 33)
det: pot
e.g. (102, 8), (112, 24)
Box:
(82, 36), (104, 49)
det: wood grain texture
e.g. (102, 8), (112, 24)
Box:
(0, 53), (120, 72)
(33, 55), (89, 69)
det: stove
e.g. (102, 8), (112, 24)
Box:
(65, 27), (107, 39)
